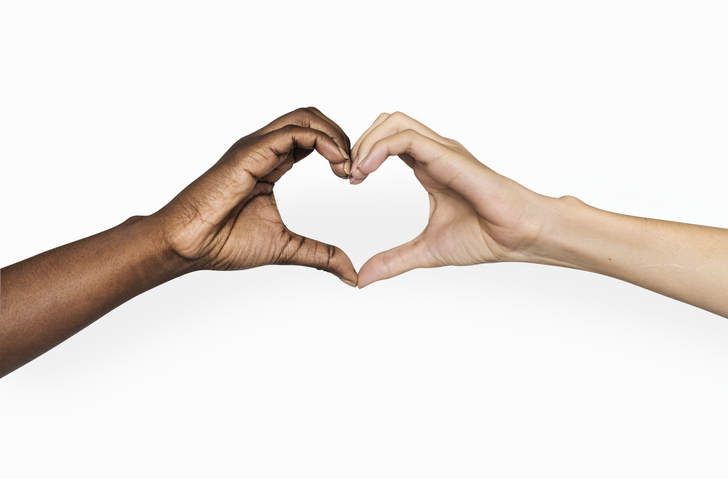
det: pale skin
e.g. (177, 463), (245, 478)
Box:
(348, 112), (728, 318)
(2, 108), (727, 378)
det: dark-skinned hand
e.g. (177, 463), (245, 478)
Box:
(153, 107), (358, 285)
(1, 107), (356, 377)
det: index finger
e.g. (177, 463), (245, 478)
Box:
(352, 111), (449, 175)
(350, 129), (481, 194)
(245, 124), (348, 180)
(253, 107), (352, 178)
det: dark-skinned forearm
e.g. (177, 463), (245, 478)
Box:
(0, 215), (192, 377)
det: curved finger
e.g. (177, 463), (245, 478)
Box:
(350, 112), (390, 164)
(275, 231), (358, 287)
(240, 125), (348, 181)
(305, 107), (351, 151)
(357, 236), (433, 288)
(349, 129), (471, 187)
(351, 112), (449, 174)
(349, 129), (441, 184)
(254, 107), (351, 177)
(305, 107), (353, 178)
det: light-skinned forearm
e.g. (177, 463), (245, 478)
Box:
(0, 215), (191, 377)
(529, 196), (728, 317)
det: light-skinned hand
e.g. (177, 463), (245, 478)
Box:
(349, 112), (549, 288)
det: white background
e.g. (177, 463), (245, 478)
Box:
(1, 0), (728, 477)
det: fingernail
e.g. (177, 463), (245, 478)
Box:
(343, 160), (351, 177)
(350, 155), (369, 180)
(355, 155), (369, 174)
(338, 145), (350, 160)
(340, 277), (357, 287)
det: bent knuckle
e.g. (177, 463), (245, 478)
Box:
(402, 128), (418, 139)
(400, 129), (419, 154)
(390, 111), (408, 122)
(278, 124), (300, 135)
(291, 107), (313, 126)
(381, 252), (394, 276)
(443, 137), (462, 148)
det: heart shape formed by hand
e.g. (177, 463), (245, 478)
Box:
(158, 108), (533, 290)
(269, 110), (530, 288)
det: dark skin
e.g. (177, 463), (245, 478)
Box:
(0, 107), (357, 378)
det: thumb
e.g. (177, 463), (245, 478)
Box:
(276, 230), (358, 287)
(358, 236), (433, 288)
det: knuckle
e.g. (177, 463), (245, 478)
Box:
(377, 112), (390, 121)
(319, 244), (335, 270)
(381, 252), (394, 276)
(402, 128), (417, 138)
(291, 107), (313, 126)
(389, 111), (412, 127)
(279, 124), (299, 135)
(444, 137), (461, 147)
(401, 129), (418, 151)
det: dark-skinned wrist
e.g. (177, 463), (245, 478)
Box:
(139, 213), (204, 277)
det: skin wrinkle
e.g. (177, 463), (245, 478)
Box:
(422, 233), (444, 267)
(239, 190), (273, 210)
(395, 245), (408, 272)
(242, 151), (271, 180)
(351, 111), (720, 298)
(185, 202), (214, 228)
(381, 250), (394, 278)
(439, 155), (465, 190)
(273, 230), (294, 265)
(298, 108), (351, 160)
(212, 199), (267, 270)
(10, 108), (728, 378)
(0, 108), (360, 377)
(380, 114), (728, 312)
(298, 113), (311, 129)
(289, 235), (306, 262)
